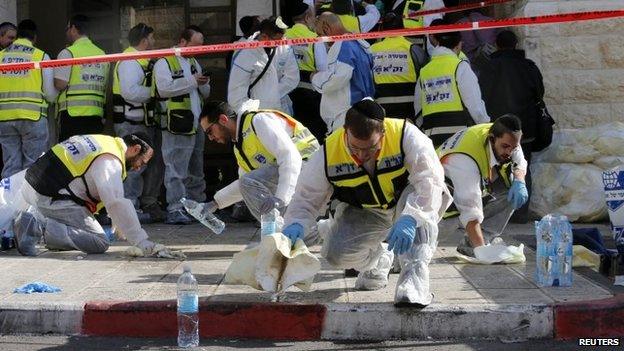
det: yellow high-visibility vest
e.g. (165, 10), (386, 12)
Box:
(57, 37), (108, 117)
(234, 109), (320, 173)
(112, 46), (156, 126)
(324, 118), (409, 209)
(0, 38), (47, 121)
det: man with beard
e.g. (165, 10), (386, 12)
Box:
(12, 133), (181, 258)
(437, 115), (529, 260)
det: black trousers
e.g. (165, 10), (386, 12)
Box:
(289, 87), (327, 144)
(58, 111), (104, 142)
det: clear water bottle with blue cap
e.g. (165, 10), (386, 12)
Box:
(536, 214), (573, 287)
(177, 264), (199, 348)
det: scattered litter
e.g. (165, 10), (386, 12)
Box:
(76, 255), (84, 260)
(14, 282), (61, 294)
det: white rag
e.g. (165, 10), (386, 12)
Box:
(456, 243), (526, 264)
(224, 233), (321, 292)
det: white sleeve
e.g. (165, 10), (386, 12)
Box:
(413, 77), (422, 115)
(311, 60), (353, 93)
(53, 49), (72, 82)
(511, 145), (528, 173)
(87, 156), (149, 245)
(277, 46), (300, 98)
(228, 51), (254, 111)
(456, 61), (490, 124)
(213, 179), (243, 209)
(443, 153), (484, 226)
(253, 113), (302, 204)
(195, 61), (211, 98)
(153, 58), (197, 98)
(314, 42), (328, 71)
(41, 54), (58, 102)
(119, 60), (151, 103)
(358, 4), (381, 33)
(400, 123), (450, 226)
(423, 0), (445, 27)
(284, 148), (333, 230)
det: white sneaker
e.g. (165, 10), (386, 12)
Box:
(355, 248), (394, 291)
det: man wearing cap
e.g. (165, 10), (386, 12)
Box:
(286, 0), (329, 141)
(414, 24), (489, 147)
(282, 98), (450, 306)
(198, 100), (319, 222)
(312, 12), (375, 133)
(228, 16), (299, 114)
(437, 115), (529, 261)
(12, 133), (183, 259)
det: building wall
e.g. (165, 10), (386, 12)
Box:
(0, 0), (16, 23)
(513, 0), (624, 129)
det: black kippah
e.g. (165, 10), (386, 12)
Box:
(351, 99), (385, 121)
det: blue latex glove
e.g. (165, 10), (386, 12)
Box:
(386, 216), (417, 255)
(14, 282), (61, 294)
(282, 223), (304, 243)
(507, 180), (529, 209)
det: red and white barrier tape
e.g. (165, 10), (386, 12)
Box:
(404, 0), (514, 19)
(1, 9), (623, 72)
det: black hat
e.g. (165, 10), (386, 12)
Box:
(290, 0), (310, 18)
(352, 98), (385, 121)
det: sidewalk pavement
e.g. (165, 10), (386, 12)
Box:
(0, 222), (622, 341)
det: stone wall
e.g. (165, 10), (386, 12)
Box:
(119, 5), (185, 49)
(0, 0), (16, 23)
(512, 0), (624, 129)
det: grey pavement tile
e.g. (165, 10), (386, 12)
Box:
(478, 288), (554, 304)
(456, 265), (536, 289)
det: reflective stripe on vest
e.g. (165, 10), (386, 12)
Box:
(437, 123), (512, 196)
(160, 55), (196, 135)
(25, 135), (127, 213)
(112, 47), (156, 126)
(0, 38), (47, 121)
(57, 37), (107, 117)
(371, 36), (417, 119)
(402, 0), (425, 29)
(285, 23), (317, 77)
(324, 118), (409, 209)
(338, 14), (361, 33)
(419, 53), (473, 145)
(233, 110), (320, 173)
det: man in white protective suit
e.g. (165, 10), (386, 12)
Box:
(12, 133), (183, 258)
(282, 98), (451, 306)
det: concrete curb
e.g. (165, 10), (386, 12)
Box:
(554, 295), (624, 340)
(2, 297), (623, 340)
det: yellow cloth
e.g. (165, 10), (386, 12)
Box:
(572, 245), (600, 269)
(224, 233), (321, 293)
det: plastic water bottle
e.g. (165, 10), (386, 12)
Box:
(535, 214), (573, 287)
(181, 198), (225, 234)
(177, 265), (199, 348)
(261, 208), (279, 235)
(556, 216), (573, 286)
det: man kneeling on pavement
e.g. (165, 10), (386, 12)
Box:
(197, 99), (320, 223)
(282, 98), (451, 306)
(13, 133), (181, 258)
(437, 115), (529, 262)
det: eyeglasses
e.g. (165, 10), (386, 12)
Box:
(203, 122), (216, 138)
(346, 133), (383, 154)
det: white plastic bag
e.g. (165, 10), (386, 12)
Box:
(0, 170), (29, 233)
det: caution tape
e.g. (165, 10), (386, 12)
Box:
(404, 0), (514, 19)
(1, 9), (623, 72)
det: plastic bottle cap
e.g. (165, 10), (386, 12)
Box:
(182, 264), (191, 273)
